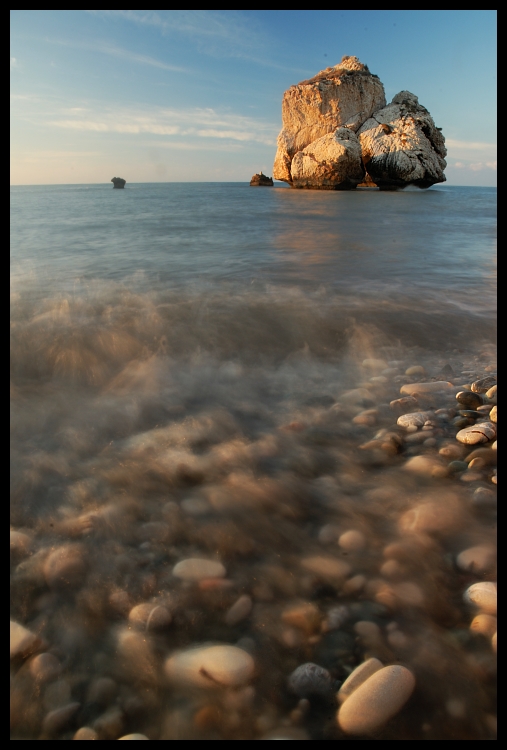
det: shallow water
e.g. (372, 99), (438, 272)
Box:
(10, 184), (496, 740)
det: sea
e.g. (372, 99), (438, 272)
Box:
(10, 183), (497, 740)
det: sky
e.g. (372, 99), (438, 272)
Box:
(10, 10), (496, 186)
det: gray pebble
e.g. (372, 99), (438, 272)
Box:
(287, 663), (333, 697)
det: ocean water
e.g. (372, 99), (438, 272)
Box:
(10, 183), (497, 740)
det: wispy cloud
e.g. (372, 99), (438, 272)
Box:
(446, 139), (497, 151)
(454, 160), (497, 172)
(45, 37), (188, 73)
(47, 104), (277, 145)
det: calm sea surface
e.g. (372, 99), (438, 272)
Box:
(10, 184), (497, 740)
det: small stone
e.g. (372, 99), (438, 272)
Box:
(471, 376), (496, 394)
(282, 602), (321, 635)
(288, 662), (332, 697)
(390, 396), (418, 413)
(300, 556), (351, 583)
(336, 665), (415, 735)
(10, 529), (32, 559)
(403, 455), (442, 476)
(398, 498), (461, 535)
(439, 443), (467, 459)
(93, 707), (124, 740)
(10, 620), (40, 659)
(362, 358), (387, 371)
(43, 544), (87, 590)
(342, 575), (366, 595)
(448, 460), (467, 474)
(180, 498), (211, 516)
(485, 384), (497, 401)
(456, 422), (496, 445)
(456, 545), (496, 574)
(400, 381), (452, 396)
(456, 391), (483, 409)
(397, 411), (434, 429)
(465, 448), (497, 466)
(405, 365), (426, 376)
(338, 530), (366, 552)
(86, 677), (117, 707)
(339, 388), (374, 406)
(42, 702), (81, 737)
(172, 558), (226, 581)
(463, 582), (497, 614)
(318, 524), (340, 544)
(29, 652), (60, 683)
(164, 644), (255, 689)
(489, 405), (497, 423)
(225, 595), (253, 626)
(337, 658), (383, 704)
(470, 614), (497, 638)
(128, 603), (172, 631)
(322, 605), (350, 631)
(118, 735), (150, 740)
(73, 726), (99, 739)
(471, 487), (497, 508)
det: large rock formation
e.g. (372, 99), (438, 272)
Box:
(111, 177), (126, 189)
(273, 57), (446, 190)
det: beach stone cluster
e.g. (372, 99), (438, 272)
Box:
(273, 56), (446, 189)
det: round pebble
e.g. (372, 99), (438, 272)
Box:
(300, 556), (351, 582)
(338, 530), (366, 552)
(470, 614), (497, 638)
(118, 735), (150, 740)
(10, 620), (40, 659)
(172, 558), (226, 581)
(456, 546), (496, 574)
(405, 365), (426, 377)
(43, 544), (87, 590)
(463, 582), (497, 614)
(489, 405), (497, 423)
(10, 529), (32, 558)
(164, 644), (255, 689)
(128, 603), (172, 630)
(287, 663), (333, 697)
(73, 726), (99, 739)
(225, 595), (253, 626)
(456, 391), (483, 409)
(400, 381), (452, 395)
(336, 665), (415, 735)
(471, 376), (496, 394)
(29, 652), (60, 683)
(337, 658), (383, 704)
(397, 411), (434, 429)
(456, 422), (496, 445)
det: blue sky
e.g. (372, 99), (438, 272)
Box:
(10, 10), (496, 185)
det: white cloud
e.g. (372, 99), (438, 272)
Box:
(45, 38), (188, 73)
(453, 160), (497, 172)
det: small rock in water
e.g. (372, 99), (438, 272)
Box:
(397, 411), (434, 429)
(43, 544), (87, 590)
(224, 595), (253, 626)
(400, 381), (453, 396)
(485, 384), (497, 401)
(338, 530), (366, 552)
(470, 614), (497, 639)
(118, 735), (150, 740)
(164, 644), (255, 689)
(336, 665), (415, 735)
(405, 365), (426, 377)
(463, 582), (497, 614)
(42, 702), (81, 737)
(456, 545), (496, 574)
(29, 652), (61, 683)
(456, 391), (483, 409)
(73, 727), (99, 739)
(337, 657), (383, 704)
(403, 455), (442, 476)
(10, 529), (32, 559)
(128, 603), (172, 630)
(489, 405), (497, 423)
(471, 376), (497, 394)
(282, 601), (321, 634)
(456, 422), (496, 445)
(300, 556), (351, 583)
(10, 620), (40, 660)
(287, 662), (333, 697)
(362, 358), (387, 371)
(172, 558), (226, 581)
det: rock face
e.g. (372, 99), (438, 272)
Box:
(250, 172), (273, 186)
(111, 177), (126, 189)
(273, 57), (446, 190)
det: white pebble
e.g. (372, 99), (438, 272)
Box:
(337, 658), (383, 704)
(172, 558), (226, 581)
(338, 530), (366, 552)
(456, 546), (496, 575)
(118, 735), (149, 740)
(397, 411), (434, 429)
(456, 422), (496, 445)
(128, 603), (172, 630)
(10, 620), (39, 659)
(164, 644), (255, 689)
(400, 381), (452, 395)
(463, 582), (497, 614)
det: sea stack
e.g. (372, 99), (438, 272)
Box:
(111, 177), (126, 189)
(250, 171), (274, 186)
(273, 56), (446, 190)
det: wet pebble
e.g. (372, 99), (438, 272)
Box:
(287, 662), (333, 697)
(43, 544), (88, 590)
(224, 595), (253, 626)
(29, 652), (61, 683)
(470, 614), (497, 639)
(282, 601), (321, 635)
(73, 726), (99, 739)
(336, 665), (415, 735)
(41, 702), (80, 737)
(397, 411), (434, 429)
(464, 582), (497, 614)
(86, 677), (117, 707)
(10, 529), (32, 560)
(489, 405), (497, 423)
(456, 422), (496, 445)
(456, 391), (483, 409)
(10, 620), (41, 660)
(300, 556), (351, 583)
(471, 376), (496, 394)
(118, 735), (150, 740)
(456, 545), (496, 574)
(337, 657), (383, 704)
(485, 384), (497, 402)
(128, 603), (172, 631)
(172, 558), (226, 581)
(338, 530), (366, 552)
(405, 365), (426, 377)
(400, 381), (453, 396)
(164, 644), (255, 689)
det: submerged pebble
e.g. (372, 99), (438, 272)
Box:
(172, 559), (226, 581)
(287, 662), (333, 697)
(464, 582), (497, 614)
(164, 644), (255, 689)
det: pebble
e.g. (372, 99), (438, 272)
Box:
(73, 727), (99, 739)
(29, 652), (61, 683)
(390, 396), (418, 413)
(470, 614), (497, 639)
(338, 388), (374, 406)
(405, 365), (426, 377)
(318, 524), (340, 544)
(463, 582), (497, 614)
(342, 575), (366, 595)
(225, 595), (253, 626)
(43, 544), (88, 590)
(10, 620), (40, 659)
(439, 443), (467, 459)
(172, 558), (226, 581)
(492, 632), (497, 653)
(93, 707), (124, 740)
(471, 376), (496, 393)
(456, 391), (483, 409)
(400, 381), (453, 396)
(337, 657), (383, 704)
(456, 545), (496, 574)
(180, 498), (211, 516)
(362, 358), (387, 371)
(282, 601), (321, 635)
(403, 456), (443, 476)
(10, 529), (32, 559)
(485, 384), (497, 402)
(398, 499), (461, 535)
(456, 422), (496, 445)
(300, 556), (351, 583)
(471, 487), (497, 508)
(287, 662), (333, 697)
(489, 405), (497, 423)
(118, 735), (150, 740)
(41, 702), (80, 737)
(86, 677), (117, 707)
(164, 644), (255, 689)
(336, 665), (415, 735)
(465, 448), (497, 466)
(397, 411), (434, 429)
(128, 603), (172, 631)
(338, 530), (366, 552)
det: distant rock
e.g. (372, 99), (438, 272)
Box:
(273, 57), (446, 190)
(111, 177), (126, 189)
(250, 172), (273, 186)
